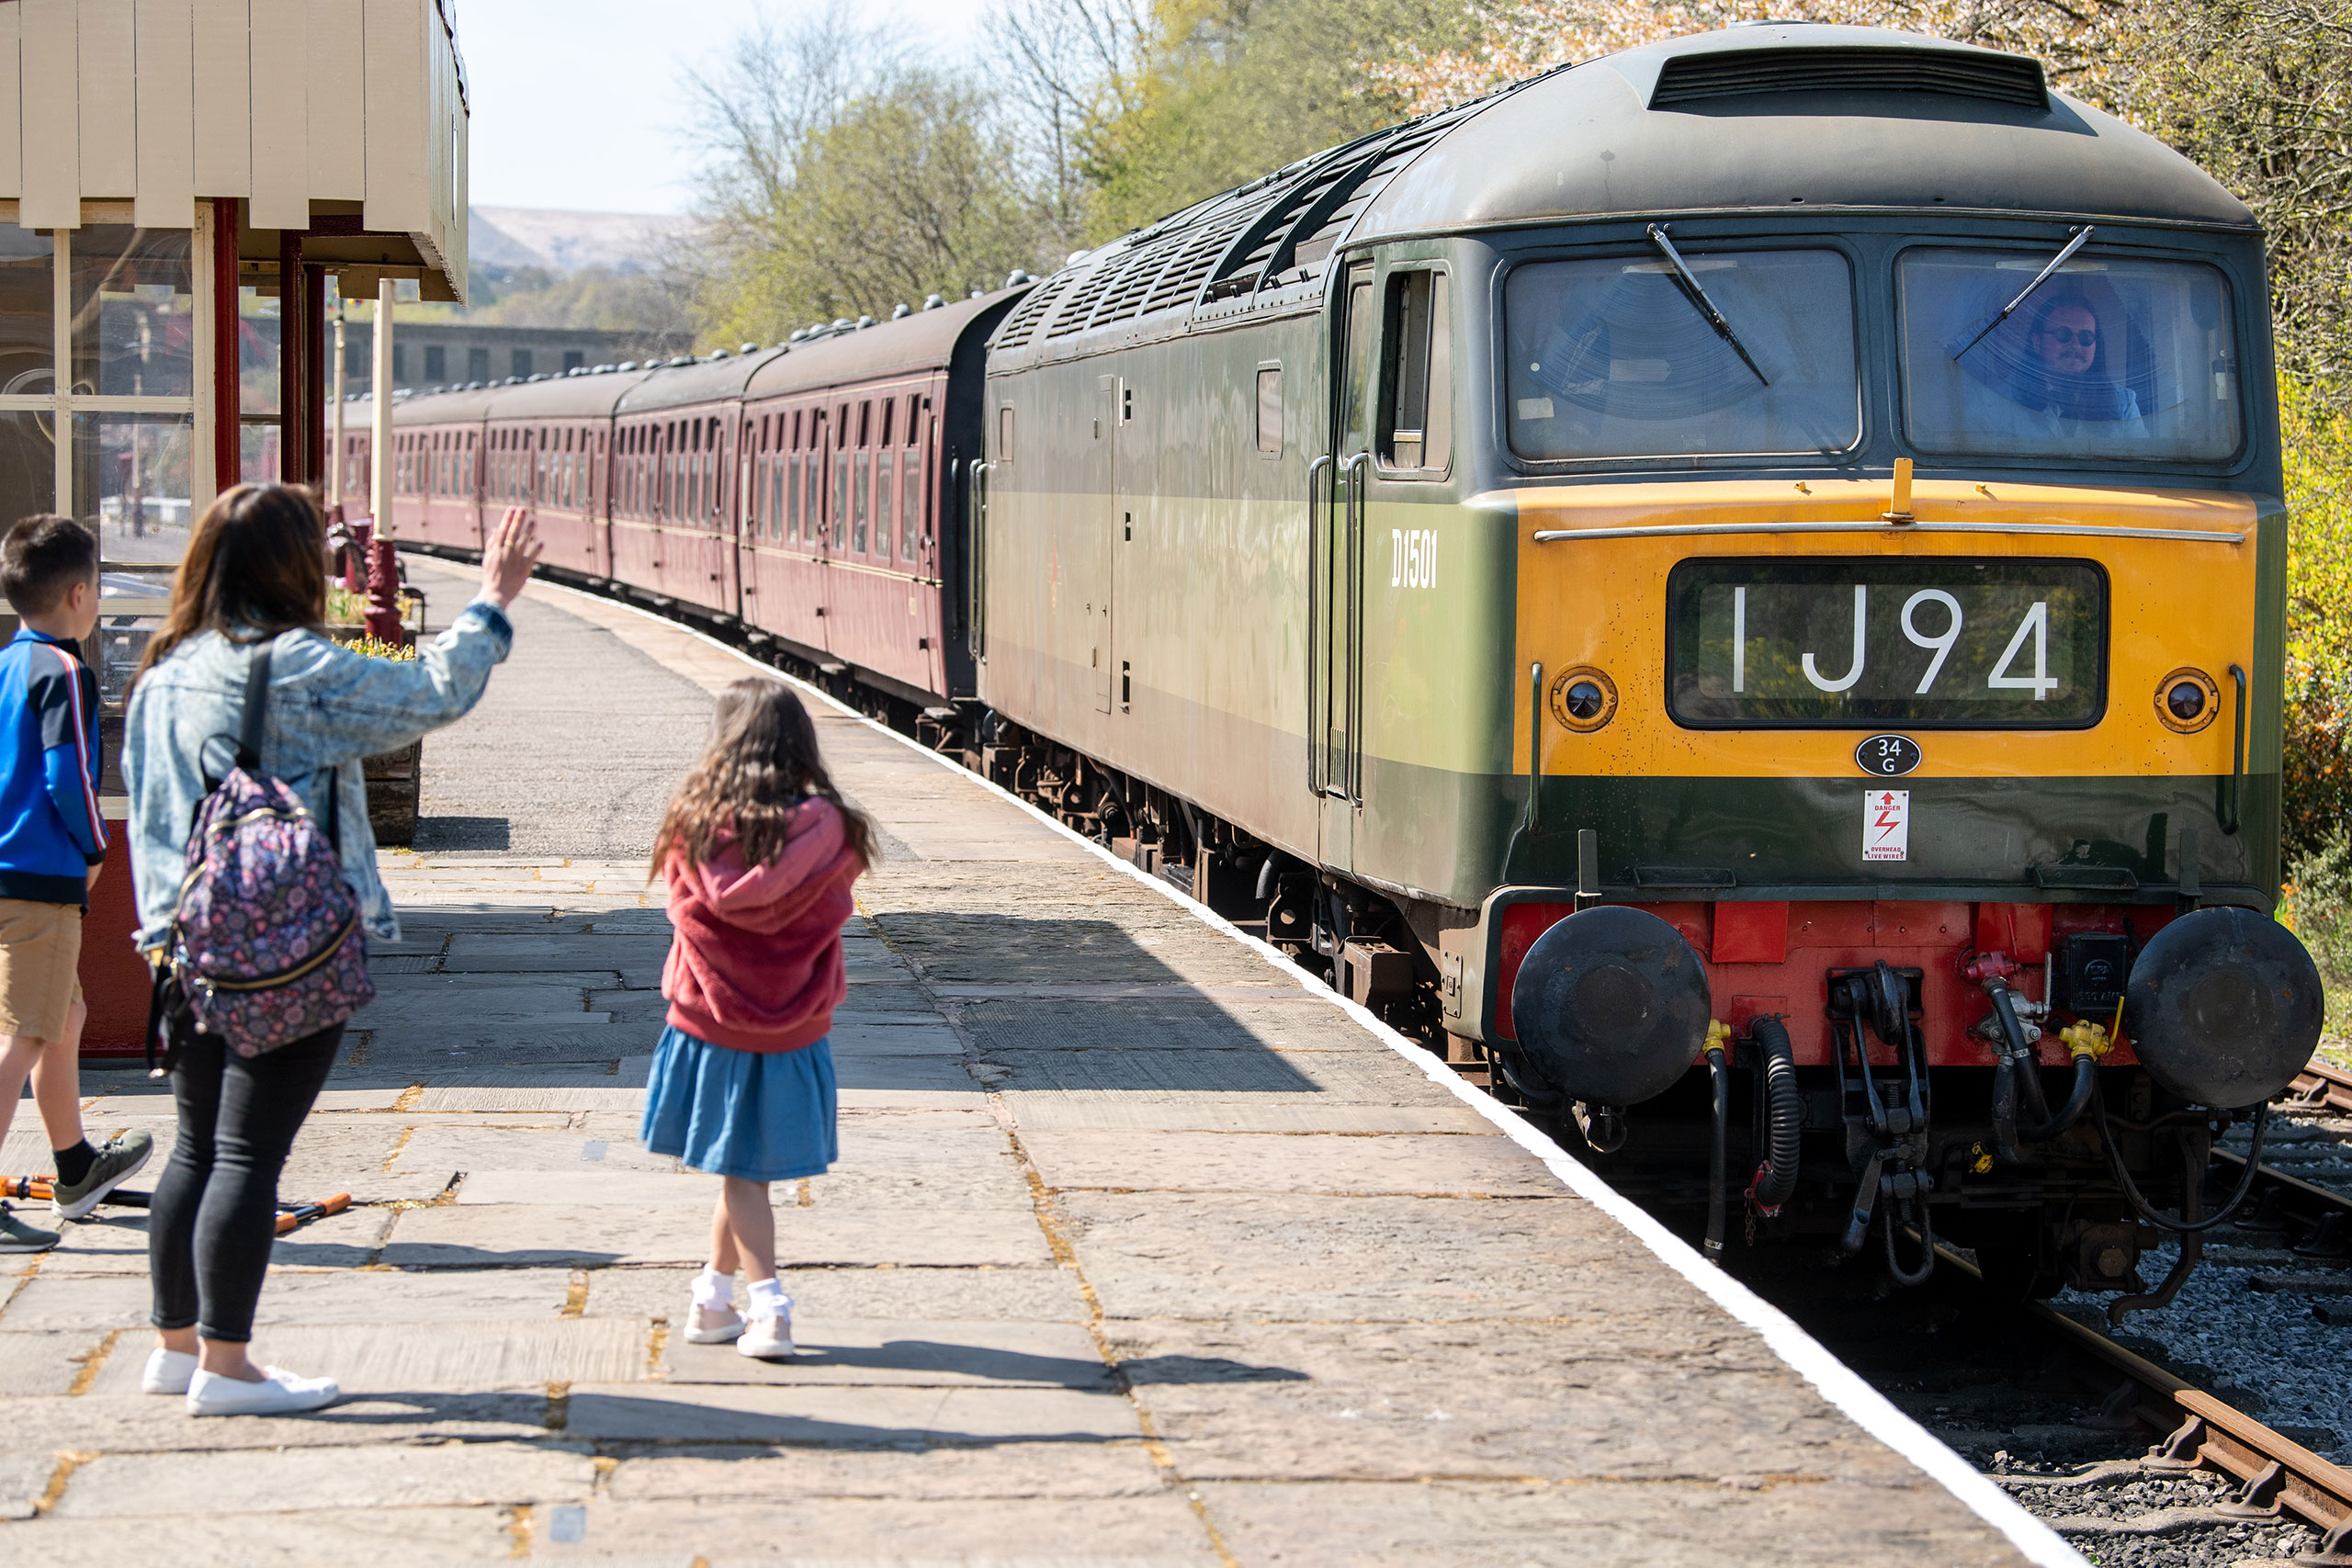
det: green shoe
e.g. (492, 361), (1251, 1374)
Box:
(50, 1129), (154, 1220)
(0, 1200), (59, 1252)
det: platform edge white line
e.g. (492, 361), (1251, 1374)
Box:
(519, 567), (2086, 1568)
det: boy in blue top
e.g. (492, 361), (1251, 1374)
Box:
(0, 515), (152, 1252)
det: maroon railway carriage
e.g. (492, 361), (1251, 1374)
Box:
(734, 293), (1013, 705)
(368, 290), (1020, 715)
(609, 353), (781, 618)
(383, 385), (498, 552)
(486, 369), (656, 582)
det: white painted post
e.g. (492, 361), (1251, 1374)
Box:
(331, 310), (345, 508)
(371, 279), (392, 532)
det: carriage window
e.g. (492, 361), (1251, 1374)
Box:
(876, 450), (896, 560)
(1899, 248), (2242, 462)
(853, 453), (870, 553)
(900, 440), (922, 560)
(832, 449), (849, 547)
(1505, 249), (1859, 461)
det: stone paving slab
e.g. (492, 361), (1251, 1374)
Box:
(51, 1441), (598, 1517)
(82, 1318), (650, 1395)
(0, 563), (2047, 1564)
(522, 1495), (1216, 1565)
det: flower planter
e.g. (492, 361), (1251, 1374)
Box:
(324, 615), (427, 844)
(364, 739), (423, 846)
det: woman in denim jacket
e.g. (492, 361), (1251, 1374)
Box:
(123, 484), (538, 1417)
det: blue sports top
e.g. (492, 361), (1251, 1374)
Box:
(0, 628), (107, 907)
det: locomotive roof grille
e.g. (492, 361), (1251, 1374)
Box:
(1648, 45), (2047, 109)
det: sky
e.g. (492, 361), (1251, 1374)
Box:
(458, 0), (989, 216)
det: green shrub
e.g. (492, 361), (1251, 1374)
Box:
(2282, 383), (2352, 866)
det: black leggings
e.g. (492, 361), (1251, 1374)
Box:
(149, 1022), (343, 1342)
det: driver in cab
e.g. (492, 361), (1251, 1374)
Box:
(1983, 289), (2145, 430)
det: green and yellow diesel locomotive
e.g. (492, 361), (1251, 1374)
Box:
(972, 23), (2322, 1302)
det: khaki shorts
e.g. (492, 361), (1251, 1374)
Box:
(0, 898), (84, 1043)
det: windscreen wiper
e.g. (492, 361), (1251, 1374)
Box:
(1951, 225), (2096, 360)
(1646, 223), (1770, 387)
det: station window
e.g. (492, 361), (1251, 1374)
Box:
(424, 345), (446, 382)
(0, 224), (199, 543)
(1380, 270), (1450, 473)
(512, 349), (532, 379)
(563, 350), (584, 373)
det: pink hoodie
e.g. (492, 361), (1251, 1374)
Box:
(661, 799), (864, 1054)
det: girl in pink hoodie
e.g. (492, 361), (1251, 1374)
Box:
(639, 679), (872, 1359)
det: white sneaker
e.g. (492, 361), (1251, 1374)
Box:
(186, 1366), (340, 1416)
(736, 1294), (794, 1359)
(683, 1302), (744, 1344)
(141, 1348), (198, 1394)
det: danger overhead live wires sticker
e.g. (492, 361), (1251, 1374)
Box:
(1865, 789), (1910, 862)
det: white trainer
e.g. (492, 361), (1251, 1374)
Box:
(736, 1290), (794, 1359)
(684, 1268), (742, 1344)
(186, 1366), (340, 1417)
(141, 1348), (198, 1394)
(684, 1303), (744, 1344)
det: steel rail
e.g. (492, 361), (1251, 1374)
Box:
(1939, 1243), (2352, 1560)
(2285, 1059), (2352, 1116)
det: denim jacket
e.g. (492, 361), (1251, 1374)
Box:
(124, 600), (514, 951)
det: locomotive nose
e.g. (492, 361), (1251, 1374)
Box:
(2122, 907), (2324, 1108)
(1509, 907), (1712, 1104)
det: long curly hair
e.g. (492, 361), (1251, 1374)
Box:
(651, 678), (877, 876)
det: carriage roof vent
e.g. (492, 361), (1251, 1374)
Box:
(1649, 45), (2046, 110)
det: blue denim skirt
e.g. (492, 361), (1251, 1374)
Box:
(639, 1023), (838, 1182)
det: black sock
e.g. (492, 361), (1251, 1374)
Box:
(52, 1141), (95, 1186)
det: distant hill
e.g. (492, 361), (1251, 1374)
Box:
(470, 207), (699, 276)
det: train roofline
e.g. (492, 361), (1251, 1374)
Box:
(1356, 25), (2252, 240)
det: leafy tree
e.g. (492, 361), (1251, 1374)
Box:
(678, 6), (1054, 343)
(1063, 0), (1473, 242)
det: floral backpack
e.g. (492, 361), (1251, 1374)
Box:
(155, 641), (373, 1065)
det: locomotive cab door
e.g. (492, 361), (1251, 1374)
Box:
(1314, 261), (1376, 874)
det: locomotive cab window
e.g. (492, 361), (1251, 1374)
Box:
(1379, 271), (1450, 474)
(1666, 558), (2108, 728)
(1899, 248), (2242, 463)
(1506, 248), (1858, 461)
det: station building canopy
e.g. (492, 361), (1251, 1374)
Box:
(0, 0), (469, 299)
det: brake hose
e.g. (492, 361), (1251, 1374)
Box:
(1986, 982), (2098, 1141)
(2091, 1083), (2268, 1234)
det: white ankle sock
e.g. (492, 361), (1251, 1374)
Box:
(746, 1277), (788, 1314)
(691, 1269), (735, 1310)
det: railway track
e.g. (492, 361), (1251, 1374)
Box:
(1708, 1066), (2352, 1565)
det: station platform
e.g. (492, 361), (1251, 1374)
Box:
(0, 560), (2073, 1564)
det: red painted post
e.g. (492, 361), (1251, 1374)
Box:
(277, 229), (304, 486)
(303, 263), (327, 485)
(365, 536), (404, 644)
(212, 199), (241, 491)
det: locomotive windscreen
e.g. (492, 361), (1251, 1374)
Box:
(1506, 249), (1860, 460)
(1665, 558), (2107, 728)
(1900, 249), (2242, 462)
